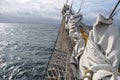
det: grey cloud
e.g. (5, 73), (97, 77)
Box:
(0, 0), (119, 24)
(17, 11), (33, 15)
(80, 0), (120, 25)
(0, 14), (60, 24)
(0, 12), (3, 15)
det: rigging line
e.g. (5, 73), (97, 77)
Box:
(111, 8), (120, 18)
(77, 0), (85, 14)
(66, 0), (68, 5)
(108, 0), (120, 19)
(70, 0), (73, 9)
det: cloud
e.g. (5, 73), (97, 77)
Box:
(79, 0), (120, 25)
(0, 0), (66, 23)
(0, 0), (119, 24)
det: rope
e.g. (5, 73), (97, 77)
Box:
(70, 0), (73, 10)
(77, 0), (85, 14)
(111, 8), (120, 19)
(66, 0), (68, 4)
(108, 0), (120, 19)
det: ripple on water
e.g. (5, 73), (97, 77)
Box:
(0, 23), (59, 80)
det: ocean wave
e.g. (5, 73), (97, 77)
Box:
(0, 23), (59, 80)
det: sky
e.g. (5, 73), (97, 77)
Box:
(0, 0), (120, 25)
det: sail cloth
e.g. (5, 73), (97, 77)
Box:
(63, 4), (120, 79)
(80, 15), (120, 80)
(61, 4), (74, 24)
(64, 11), (86, 79)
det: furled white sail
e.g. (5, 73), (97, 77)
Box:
(64, 9), (85, 79)
(62, 3), (120, 79)
(80, 15), (120, 80)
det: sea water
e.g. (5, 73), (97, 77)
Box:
(0, 23), (59, 80)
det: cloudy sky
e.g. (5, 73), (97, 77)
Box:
(0, 0), (120, 24)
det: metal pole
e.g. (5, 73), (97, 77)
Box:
(108, 0), (120, 19)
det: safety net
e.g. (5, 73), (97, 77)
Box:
(42, 17), (77, 80)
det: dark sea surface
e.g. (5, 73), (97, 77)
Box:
(0, 23), (59, 80)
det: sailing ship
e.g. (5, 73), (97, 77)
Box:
(42, 0), (120, 80)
